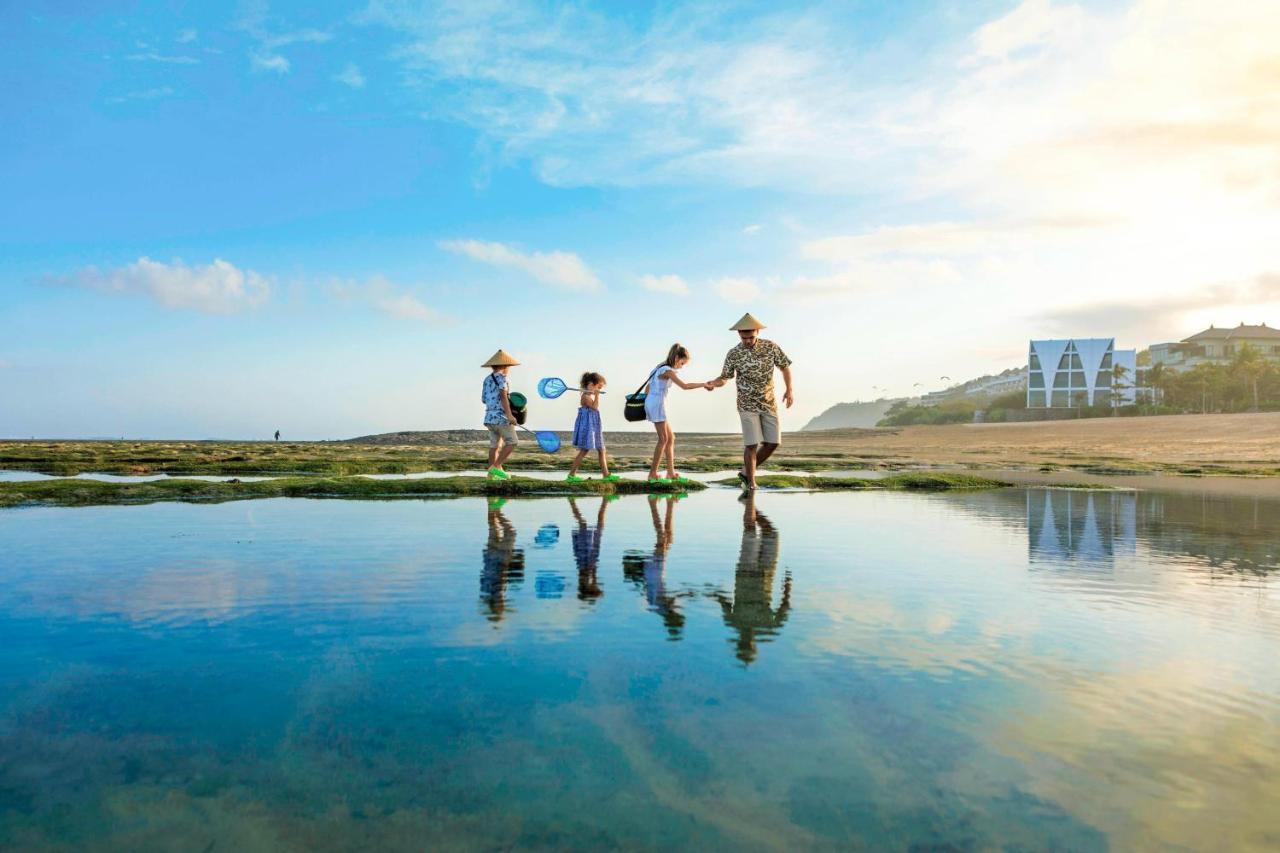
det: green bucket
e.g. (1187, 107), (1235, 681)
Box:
(508, 391), (529, 425)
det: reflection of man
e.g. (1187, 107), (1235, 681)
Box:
(707, 313), (794, 491)
(713, 492), (791, 665)
(480, 499), (525, 621)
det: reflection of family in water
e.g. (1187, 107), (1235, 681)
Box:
(479, 493), (792, 663)
(623, 494), (692, 639)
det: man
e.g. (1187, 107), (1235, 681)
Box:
(709, 313), (794, 490)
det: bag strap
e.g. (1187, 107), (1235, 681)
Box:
(633, 364), (665, 397)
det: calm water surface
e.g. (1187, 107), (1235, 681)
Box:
(1, 488), (1277, 850)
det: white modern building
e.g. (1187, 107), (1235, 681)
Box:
(1027, 338), (1137, 409)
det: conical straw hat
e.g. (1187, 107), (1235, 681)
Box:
(481, 349), (521, 367)
(729, 312), (766, 331)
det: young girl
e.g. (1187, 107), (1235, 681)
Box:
(645, 344), (710, 484)
(567, 372), (619, 482)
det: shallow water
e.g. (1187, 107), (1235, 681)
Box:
(0, 470), (277, 483)
(1, 488), (1277, 850)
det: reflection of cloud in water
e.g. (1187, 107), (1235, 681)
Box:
(8, 560), (272, 627)
(986, 661), (1280, 849)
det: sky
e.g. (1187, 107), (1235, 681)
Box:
(2, 0), (1278, 439)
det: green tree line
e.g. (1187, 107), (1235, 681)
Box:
(1145, 344), (1280, 413)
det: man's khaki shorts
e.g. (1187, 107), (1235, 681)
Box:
(486, 423), (518, 448)
(739, 410), (780, 446)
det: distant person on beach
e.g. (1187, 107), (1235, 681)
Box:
(644, 343), (712, 485)
(567, 372), (619, 483)
(708, 313), (794, 491)
(481, 349), (520, 480)
(274, 430), (280, 442)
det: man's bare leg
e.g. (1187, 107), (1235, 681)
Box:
(755, 442), (779, 468)
(743, 444), (759, 489)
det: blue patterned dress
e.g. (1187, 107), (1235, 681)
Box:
(571, 397), (604, 450)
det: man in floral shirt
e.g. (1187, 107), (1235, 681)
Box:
(709, 313), (794, 491)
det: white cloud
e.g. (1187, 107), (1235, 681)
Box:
(742, 224), (762, 236)
(266, 28), (332, 48)
(360, 2), (914, 191)
(638, 274), (689, 296)
(970, 0), (1086, 62)
(0, 359), (11, 370)
(252, 53), (291, 74)
(107, 86), (175, 104)
(126, 52), (199, 64)
(61, 258), (271, 315)
(176, 29), (198, 44)
(335, 62), (366, 88)
(329, 277), (447, 324)
(237, 3), (332, 76)
(360, 0), (1280, 258)
(714, 277), (760, 304)
(440, 239), (602, 292)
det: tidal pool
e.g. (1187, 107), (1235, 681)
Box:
(0, 488), (1277, 850)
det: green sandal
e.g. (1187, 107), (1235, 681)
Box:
(565, 474), (586, 483)
(602, 474), (621, 483)
(487, 467), (510, 480)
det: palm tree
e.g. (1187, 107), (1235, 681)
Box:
(1111, 363), (1131, 416)
(1232, 343), (1267, 412)
(1144, 362), (1167, 409)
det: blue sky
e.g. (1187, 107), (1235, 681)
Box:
(2, 0), (1278, 438)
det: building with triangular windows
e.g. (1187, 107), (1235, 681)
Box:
(1027, 338), (1137, 409)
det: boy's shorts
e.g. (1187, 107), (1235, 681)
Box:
(487, 423), (518, 448)
(739, 411), (780, 446)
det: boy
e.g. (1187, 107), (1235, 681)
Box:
(481, 349), (520, 479)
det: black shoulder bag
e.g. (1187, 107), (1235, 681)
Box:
(624, 365), (662, 422)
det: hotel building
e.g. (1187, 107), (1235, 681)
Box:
(1027, 338), (1137, 409)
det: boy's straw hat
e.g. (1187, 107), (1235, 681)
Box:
(729, 312), (766, 331)
(482, 349), (521, 368)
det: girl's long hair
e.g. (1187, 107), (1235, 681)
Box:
(665, 343), (690, 368)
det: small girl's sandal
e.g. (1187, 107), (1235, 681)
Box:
(601, 474), (621, 483)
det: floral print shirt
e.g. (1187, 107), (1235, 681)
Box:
(719, 339), (792, 414)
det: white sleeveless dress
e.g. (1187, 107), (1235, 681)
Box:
(645, 365), (674, 423)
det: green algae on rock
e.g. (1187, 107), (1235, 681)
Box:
(715, 472), (1011, 491)
(0, 475), (704, 509)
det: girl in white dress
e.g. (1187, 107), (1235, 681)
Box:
(645, 343), (711, 485)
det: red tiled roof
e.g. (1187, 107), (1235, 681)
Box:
(1183, 323), (1280, 342)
